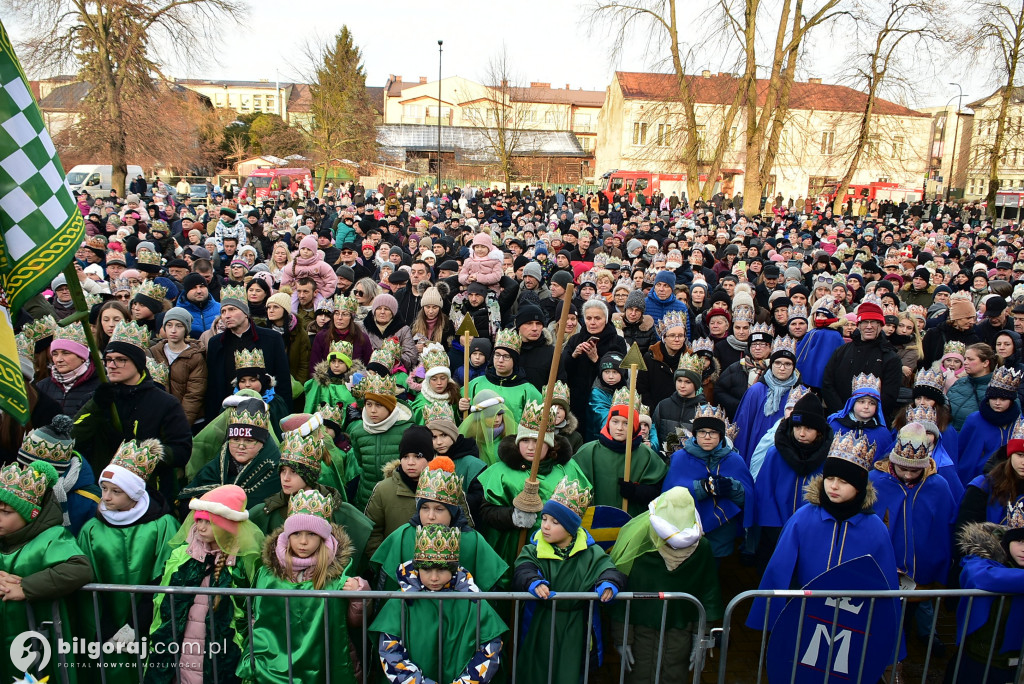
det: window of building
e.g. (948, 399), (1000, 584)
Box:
(578, 135), (594, 152)
(656, 123), (671, 147)
(522, 110), (537, 123)
(867, 136), (880, 157)
(820, 130), (835, 155)
(403, 104), (424, 118)
(544, 111), (557, 125)
(633, 122), (648, 146)
(267, 96), (275, 109)
(892, 136), (904, 160)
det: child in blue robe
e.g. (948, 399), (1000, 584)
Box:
(827, 372), (893, 457)
(957, 366), (1022, 486)
(794, 296), (845, 390)
(733, 336), (802, 464)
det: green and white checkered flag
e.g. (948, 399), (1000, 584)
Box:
(0, 20), (84, 315)
(0, 20), (84, 423)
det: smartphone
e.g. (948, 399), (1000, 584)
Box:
(589, 336), (601, 345)
(737, 260), (747, 271)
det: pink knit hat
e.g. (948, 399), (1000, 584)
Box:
(299, 235), (318, 253)
(190, 484), (249, 534)
(471, 232), (494, 250)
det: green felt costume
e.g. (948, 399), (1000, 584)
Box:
(303, 360), (358, 418)
(186, 389), (281, 481)
(76, 502), (179, 684)
(513, 529), (625, 684)
(572, 439), (668, 516)
(467, 374), (543, 426)
(0, 502), (90, 684)
(236, 525), (358, 684)
(371, 563), (507, 684)
(369, 523), (507, 592)
(179, 440), (282, 511)
(247, 485), (372, 573)
(349, 403), (415, 510)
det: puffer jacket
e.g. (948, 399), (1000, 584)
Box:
(948, 373), (992, 431)
(638, 341), (683, 409)
(613, 312), (658, 355)
(363, 460), (418, 559)
(652, 392), (704, 441)
(176, 294), (221, 337)
(150, 339), (207, 424)
(349, 404), (415, 510)
(35, 365), (100, 417)
(716, 357), (764, 419)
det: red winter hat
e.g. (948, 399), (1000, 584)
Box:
(707, 307), (732, 325)
(857, 301), (885, 323)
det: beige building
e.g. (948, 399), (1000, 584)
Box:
(918, 103), (972, 199)
(176, 78), (293, 120)
(960, 88), (1024, 200)
(596, 71), (931, 202)
(381, 75), (603, 154)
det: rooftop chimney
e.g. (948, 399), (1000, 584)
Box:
(419, 77), (427, 85)
(566, 83), (570, 90)
(808, 77), (822, 85)
(701, 70), (712, 79)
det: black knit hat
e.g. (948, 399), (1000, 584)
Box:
(790, 393), (828, 434)
(515, 304), (546, 329)
(399, 425), (435, 461)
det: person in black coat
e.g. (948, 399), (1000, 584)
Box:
(558, 300), (627, 440)
(921, 296), (981, 367)
(821, 301), (903, 421)
(516, 305), (556, 391)
(973, 296), (1014, 348)
(716, 325), (773, 419)
(638, 318), (689, 410)
(203, 293), (291, 424)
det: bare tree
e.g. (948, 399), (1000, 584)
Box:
(463, 46), (531, 192)
(830, 0), (943, 214)
(5, 0), (240, 195)
(971, 0), (1024, 216)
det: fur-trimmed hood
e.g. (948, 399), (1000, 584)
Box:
(497, 434), (573, 471)
(556, 410), (579, 435)
(873, 457), (938, 479)
(382, 458), (402, 479)
(959, 521), (1011, 565)
(262, 522), (354, 582)
(311, 358), (365, 386)
(803, 474), (877, 512)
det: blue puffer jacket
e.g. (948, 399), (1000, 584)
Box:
(643, 290), (690, 338)
(947, 373), (991, 431)
(176, 294), (221, 337)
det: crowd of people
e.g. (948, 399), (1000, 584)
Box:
(1, 179), (1023, 683)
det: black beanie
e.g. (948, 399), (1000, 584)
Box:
(105, 340), (147, 377)
(790, 393), (828, 434)
(399, 425), (435, 461)
(822, 456), (869, 492)
(515, 304), (546, 329)
(182, 272), (207, 294)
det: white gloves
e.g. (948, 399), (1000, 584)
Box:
(511, 508), (538, 529)
(616, 644), (635, 672)
(107, 624), (136, 646)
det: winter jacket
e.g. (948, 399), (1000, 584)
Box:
(921, 322), (980, 368)
(364, 460), (418, 559)
(900, 283), (935, 308)
(948, 373), (993, 431)
(559, 323), (627, 436)
(176, 294), (220, 337)
(821, 330), (903, 420)
(273, 313), (311, 384)
(280, 252), (338, 300)
(349, 405), (416, 511)
(204, 323), (292, 424)
(519, 330), (557, 391)
(638, 341), (683, 409)
(713, 336), (746, 371)
(643, 290), (690, 335)
(612, 312), (658, 356)
(458, 255), (504, 290)
(35, 365), (100, 417)
(652, 392), (703, 441)
(716, 357), (765, 419)
(150, 339), (207, 424)
(364, 318), (417, 370)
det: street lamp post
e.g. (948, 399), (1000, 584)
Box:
(947, 82), (964, 202)
(437, 40), (443, 195)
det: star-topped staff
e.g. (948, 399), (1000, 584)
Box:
(455, 314), (479, 420)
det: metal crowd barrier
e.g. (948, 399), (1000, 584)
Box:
(714, 589), (1024, 684)
(29, 585), (707, 684)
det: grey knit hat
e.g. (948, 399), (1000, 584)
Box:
(625, 289), (646, 312)
(164, 307), (193, 331)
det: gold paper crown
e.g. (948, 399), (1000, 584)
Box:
(914, 368), (945, 392)
(230, 404), (271, 433)
(329, 340), (354, 359)
(110, 438), (164, 481)
(611, 386), (641, 411)
(639, 402), (651, 417)
(53, 321), (88, 347)
(787, 305), (808, 320)
(786, 384), (812, 409)
(1007, 502), (1024, 530)
(234, 348), (266, 371)
(905, 405), (938, 426)
(690, 337), (714, 355)
(368, 347), (395, 371)
(317, 403), (345, 427)
(549, 476), (592, 517)
(354, 372), (397, 399)
(883, 255), (901, 267)
(771, 335), (797, 355)
(380, 337), (403, 364)
(889, 422), (932, 467)
(942, 340), (966, 357)
(332, 294), (358, 314)
(733, 306), (755, 324)
(84, 292), (103, 308)
(676, 352), (704, 376)
(414, 524), (461, 563)
(105, 249), (126, 264)
(136, 250), (162, 266)
(827, 431), (876, 471)
(0, 462), (54, 516)
(221, 284), (246, 303)
(110, 278), (132, 294)
(416, 467), (464, 506)
(21, 316), (57, 346)
(658, 311), (688, 336)
(546, 380), (571, 407)
(694, 403), (727, 424)
(280, 430), (325, 471)
(288, 489), (334, 519)
(109, 320), (150, 350)
(851, 372), (881, 395)
(989, 366), (1023, 394)
(15, 333), (30, 359)
(132, 279), (168, 301)
(146, 358), (169, 386)
(494, 327), (522, 353)
(420, 343), (450, 372)
(422, 400), (457, 425)
(520, 400), (555, 433)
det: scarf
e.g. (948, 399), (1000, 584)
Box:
(420, 385), (450, 403)
(980, 400), (1021, 427)
(658, 543), (698, 571)
(725, 335), (747, 352)
(52, 458), (83, 527)
(762, 369), (800, 416)
(682, 437), (733, 468)
(362, 402), (411, 434)
(774, 418), (830, 477)
(598, 430), (642, 453)
(51, 359), (92, 390)
(100, 491), (151, 526)
(818, 481), (866, 522)
(275, 531), (338, 581)
(814, 317), (838, 328)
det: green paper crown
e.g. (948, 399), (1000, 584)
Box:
(234, 348), (266, 371)
(416, 467), (464, 506)
(317, 404), (345, 427)
(21, 315), (57, 347)
(549, 477), (592, 517)
(136, 250), (162, 266)
(288, 489), (333, 520)
(414, 524), (460, 563)
(520, 400), (555, 433)
(942, 340), (966, 357)
(368, 346), (395, 370)
(422, 400), (456, 425)
(545, 381), (571, 408)
(146, 358), (169, 386)
(0, 461), (57, 521)
(380, 337), (403, 365)
(230, 403), (271, 433)
(54, 321), (88, 347)
(354, 372), (397, 399)
(333, 294), (358, 314)
(611, 386), (640, 411)
(280, 430), (325, 472)
(110, 438), (164, 481)
(420, 343), (449, 372)
(133, 279), (167, 301)
(494, 327), (522, 353)
(221, 284), (246, 303)
(15, 333), (30, 359)
(676, 352), (704, 376)
(329, 340), (354, 360)
(84, 292), (103, 308)
(109, 320), (150, 350)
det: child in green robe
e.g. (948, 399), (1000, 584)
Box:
(231, 347), (290, 439)
(423, 400), (486, 489)
(303, 339), (360, 418)
(458, 389), (516, 466)
(512, 477), (627, 684)
(77, 439), (179, 684)
(147, 485), (263, 683)
(238, 489), (369, 684)
(609, 486), (724, 682)
(548, 380), (584, 453)
(0, 461), (92, 684)
(409, 342), (461, 422)
(372, 525), (507, 684)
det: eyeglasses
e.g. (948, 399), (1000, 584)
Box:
(696, 429), (719, 438)
(353, 290), (364, 296)
(664, 332), (686, 340)
(229, 438), (258, 449)
(115, 293), (130, 300)
(103, 356), (129, 368)
(492, 352), (513, 361)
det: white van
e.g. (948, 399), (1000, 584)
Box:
(66, 164), (145, 197)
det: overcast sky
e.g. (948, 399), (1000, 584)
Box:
(8, 0), (990, 110)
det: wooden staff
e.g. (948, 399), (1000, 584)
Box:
(455, 315), (479, 419)
(619, 342), (646, 511)
(514, 284), (574, 553)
